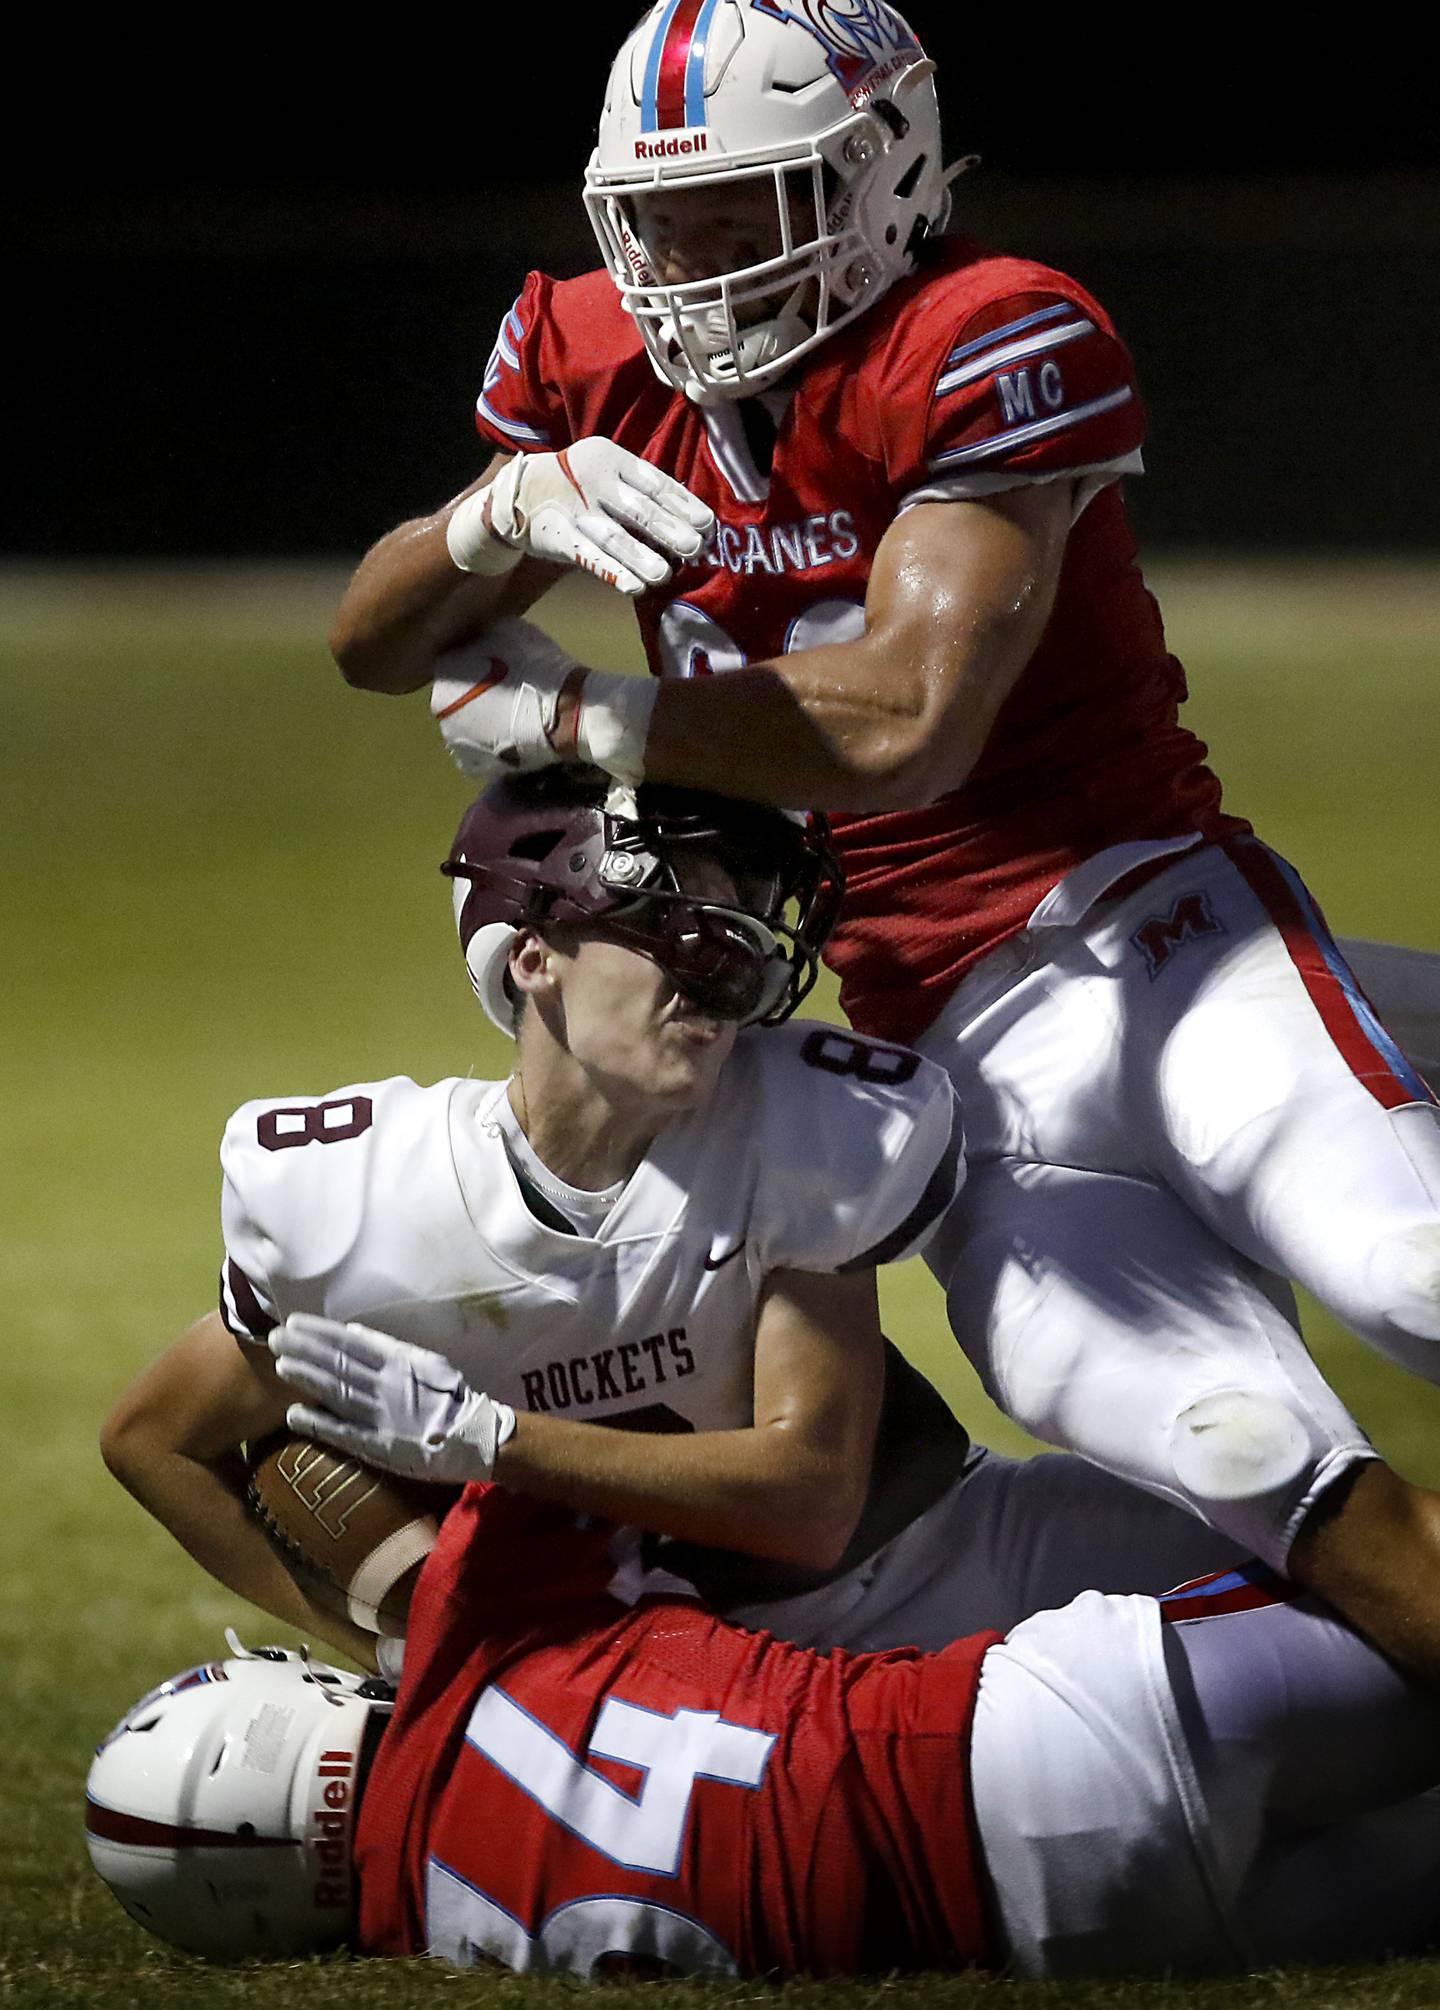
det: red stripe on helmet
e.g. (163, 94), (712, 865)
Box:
(85, 1796), (297, 1851)
(656, 0), (707, 130)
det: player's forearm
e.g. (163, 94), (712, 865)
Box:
(640, 622), (1029, 813)
(638, 649), (945, 812)
(640, 489), (1063, 810)
(103, 1433), (378, 1670)
(331, 507), (560, 696)
(495, 1416), (863, 1570)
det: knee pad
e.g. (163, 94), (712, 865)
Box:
(1168, 1390), (1343, 1566)
(1170, 1390), (1312, 1504)
(1378, 1104), (1440, 1333)
(1368, 1223), (1440, 1356)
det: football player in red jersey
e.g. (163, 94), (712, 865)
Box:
(88, 1483), (1440, 1978)
(329, 1), (1440, 1681)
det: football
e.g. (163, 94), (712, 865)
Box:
(246, 1432), (457, 1635)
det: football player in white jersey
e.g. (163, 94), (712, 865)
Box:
(101, 771), (925, 1665)
(103, 768), (1240, 1673)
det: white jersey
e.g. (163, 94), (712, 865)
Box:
(219, 1020), (962, 1436)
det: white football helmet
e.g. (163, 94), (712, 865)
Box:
(85, 1640), (389, 1961)
(584, 0), (949, 404)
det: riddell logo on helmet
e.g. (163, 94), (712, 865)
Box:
(634, 132), (709, 158)
(311, 1748), (354, 1909)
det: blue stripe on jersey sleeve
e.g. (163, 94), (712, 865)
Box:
(944, 301), (1073, 369)
(929, 386), (1134, 472)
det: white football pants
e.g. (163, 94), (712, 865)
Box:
(919, 834), (1440, 1566)
(971, 1570), (1440, 1977)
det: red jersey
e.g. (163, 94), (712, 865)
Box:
(356, 1487), (999, 1978)
(474, 241), (1248, 1043)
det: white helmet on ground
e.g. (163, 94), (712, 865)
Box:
(584, 0), (949, 404)
(85, 1640), (388, 1961)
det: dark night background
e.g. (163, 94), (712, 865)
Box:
(10, 14), (1438, 559)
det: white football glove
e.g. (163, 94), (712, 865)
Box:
(269, 1314), (516, 1487)
(431, 619), (656, 786)
(431, 620), (582, 779)
(447, 437), (714, 598)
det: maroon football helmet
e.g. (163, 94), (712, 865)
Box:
(442, 769), (843, 1032)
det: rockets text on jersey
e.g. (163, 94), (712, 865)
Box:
(218, 1021), (963, 1441)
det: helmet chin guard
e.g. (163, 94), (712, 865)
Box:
(658, 298), (815, 406)
(585, 1), (949, 404)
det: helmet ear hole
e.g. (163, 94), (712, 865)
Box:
(904, 212), (932, 262)
(893, 157), (924, 200)
(873, 98), (910, 142)
(509, 826), (569, 862)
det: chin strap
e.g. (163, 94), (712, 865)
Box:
(735, 310), (813, 373)
(667, 262), (819, 400)
(926, 154), (981, 240)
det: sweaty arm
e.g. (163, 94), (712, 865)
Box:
(493, 1268), (883, 1570)
(330, 453), (565, 696)
(432, 480), (1074, 808)
(643, 482), (1073, 812)
(100, 1313), (380, 1670)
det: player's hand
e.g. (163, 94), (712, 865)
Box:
(431, 619), (657, 787)
(269, 1314), (516, 1486)
(430, 619), (582, 780)
(447, 438), (714, 597)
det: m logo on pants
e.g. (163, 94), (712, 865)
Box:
(1132, 893), (1224, 978)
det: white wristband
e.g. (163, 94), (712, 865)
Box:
(446, 486), (524, 577)
(575, 673), (659, 785)
(451, 1392), (519, 1480)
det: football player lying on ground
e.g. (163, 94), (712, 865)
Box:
(328, 0), (1440, 1680)
(87, 1482), (1440, 1980)
(102, 767), (1247, 1680)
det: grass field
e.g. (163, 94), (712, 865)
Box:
(3, 560), (1438, 2008)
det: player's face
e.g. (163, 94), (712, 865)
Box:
(633, 178), (783, 283)
(541, 854), (750, 1110)
(555, 930), (740, 1112)
(628, 172), (817, 322)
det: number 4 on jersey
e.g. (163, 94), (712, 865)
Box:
(467, 1687), (774, 1874)
(426, 1688), (775, 1976)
